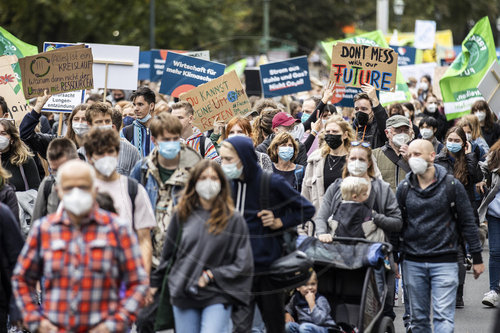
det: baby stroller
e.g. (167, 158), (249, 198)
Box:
(298, 236), (395, 333)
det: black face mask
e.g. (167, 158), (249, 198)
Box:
(324, 134), (343, 150)
(356, 112), (369, 126)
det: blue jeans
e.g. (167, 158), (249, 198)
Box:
(487, 214), (500, 292)
(403, 260), (458, 333)
(173, 304), (232, 333)
(285, 322), (329, 333)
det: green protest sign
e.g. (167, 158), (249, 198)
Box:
(0, 26), (38, 92)
(322, 30), (411, 106)
(439, 16), (497, 120)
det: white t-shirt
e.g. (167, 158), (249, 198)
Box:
(94, 175), (156, 230)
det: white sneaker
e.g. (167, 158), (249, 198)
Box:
(482, 290), (498, 307)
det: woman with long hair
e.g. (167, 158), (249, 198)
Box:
(457, 116), (488, 160)
(470, 100), (500, 147)
(0, 164), (18, 221)
(0, 119), (40, 191)
(64, 104), (89, 148)
(252, 109), (279, 147)
(477, 140), (500, 308)
(148, 160), (253, 333)
(435, 126), (482, 307)
(302, 116), (355, 210)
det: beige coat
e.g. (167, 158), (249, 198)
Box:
(301, 149), (327, 211)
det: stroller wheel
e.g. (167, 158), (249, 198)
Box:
(377, 316), (395, 333)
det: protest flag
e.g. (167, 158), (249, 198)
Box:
(439, 16), (497, 120)
(225, 58), (247, 77)
(0, 26), (38, 59)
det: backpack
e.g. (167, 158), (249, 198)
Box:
(397, 173), (462, 250)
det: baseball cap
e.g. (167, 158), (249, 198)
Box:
(386, 115), (410, 128)
(272, 112), (299, 129)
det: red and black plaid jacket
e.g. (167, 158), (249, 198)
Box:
(12, 206), (148, 332)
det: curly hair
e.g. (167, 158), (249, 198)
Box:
(252, 109), (279, 146)
(83, 127), (120, 158)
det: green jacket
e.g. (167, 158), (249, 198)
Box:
(372, 143), (410, 193)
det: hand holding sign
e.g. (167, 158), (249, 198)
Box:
(360, 84), (380, 107)
(321, 80), (336, 104)
(33, 90), (52, 114)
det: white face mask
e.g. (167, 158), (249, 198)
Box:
(420, 128), (434, 140)
(392, 133), (410, 147)
(98, 125), (113, 130)
(0, 135), (9, 151)
(466, 133), (472, 142)
(93, 156), (118, 177)
(475, 111), (486, 122)
(195, 179), (221, 201)
(427, 103), (437, 113)
(227, 133), (247, 138)
(409, 157), (428, 175)
(63, 187), (94, 216)
(420, 82), (429, 91)
(347, 160), (368, 176)
(72, 122), (89, 137)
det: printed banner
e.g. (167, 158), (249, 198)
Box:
(439, 16), (497, 120)
(160, 52), (225, 97)
(390, 45), (416, 66)
(148, 49), (210, 82)
(41, 42), (86, 113)
(180, 70), (251, 132)
(138, 51), (152, 81)
(259, 56), (311, 97)
(330, 86), (379, 107)
(330, 42), (398, 91)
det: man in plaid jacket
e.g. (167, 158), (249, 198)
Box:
(12, 160), (147, 333)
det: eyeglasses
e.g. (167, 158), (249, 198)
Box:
(351, 141), (371, 148)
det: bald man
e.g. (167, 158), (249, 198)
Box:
(12, 160), (147, 333)
(396, 139), (484, 333)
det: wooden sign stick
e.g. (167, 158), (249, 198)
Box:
(93, 59), (134, 102)
(57, 112), (64, 136)
(488, 69), (500, 103)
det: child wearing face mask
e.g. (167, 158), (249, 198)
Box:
(285, 271), (336, 333)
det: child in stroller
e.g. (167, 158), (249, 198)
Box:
(285, 270), (337, 333)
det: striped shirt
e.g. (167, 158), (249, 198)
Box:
(185, 130), (220, 162)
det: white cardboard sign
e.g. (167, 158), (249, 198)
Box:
(84, 43), (140, 90)
(478, 60), (500, 118)
(414, 20), (436, 50)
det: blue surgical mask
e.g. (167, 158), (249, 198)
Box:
(158, 140), (181, 159)
(123, 116), (135, 127)
(301, 113), (310, 123)
(222, 162), (243, 179)
(278, 146), (294, 161)
(446, 142), (462, 153)
(137, 113), (152, 124)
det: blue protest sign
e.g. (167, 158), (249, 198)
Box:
(139, 51), (151, 81)
(331, 86), (379, 108)
(159, 52), (225, 97)
(41, 42), (86, 112)
(259, 56), (311, 97)
(390, 45), (416, 66)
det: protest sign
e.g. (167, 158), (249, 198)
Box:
(478, 61), (500, 118)
(330, 42), (398, 91)
(149, 49), (210, 82)
(390, 45), (416, 66)
(41, 42), (86, 112)
(244, 68), (262, 97)
(398, 63), (437, 82)
(330, 86), (379, 107)
(180, 70), (251, 132)
(0, 55), (29, 124)
(85, 43), (139, 91)
(414, 20), (437, 49)
(19, 45), (93, 99)
(440, 17), (497, 120)
(160, 52), (225, 97)
(260, 56), (311, 98)
(139, 51), (152, 81)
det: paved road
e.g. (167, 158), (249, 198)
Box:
(394, 244), (498, 333)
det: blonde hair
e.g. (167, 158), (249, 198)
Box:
(462, 114), (483, 140)
(320, 115), (355, 158)
(340, 176), (370, 200)
(0, 119), (33, 166)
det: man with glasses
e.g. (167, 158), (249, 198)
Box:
(352, 84), (388, 149)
